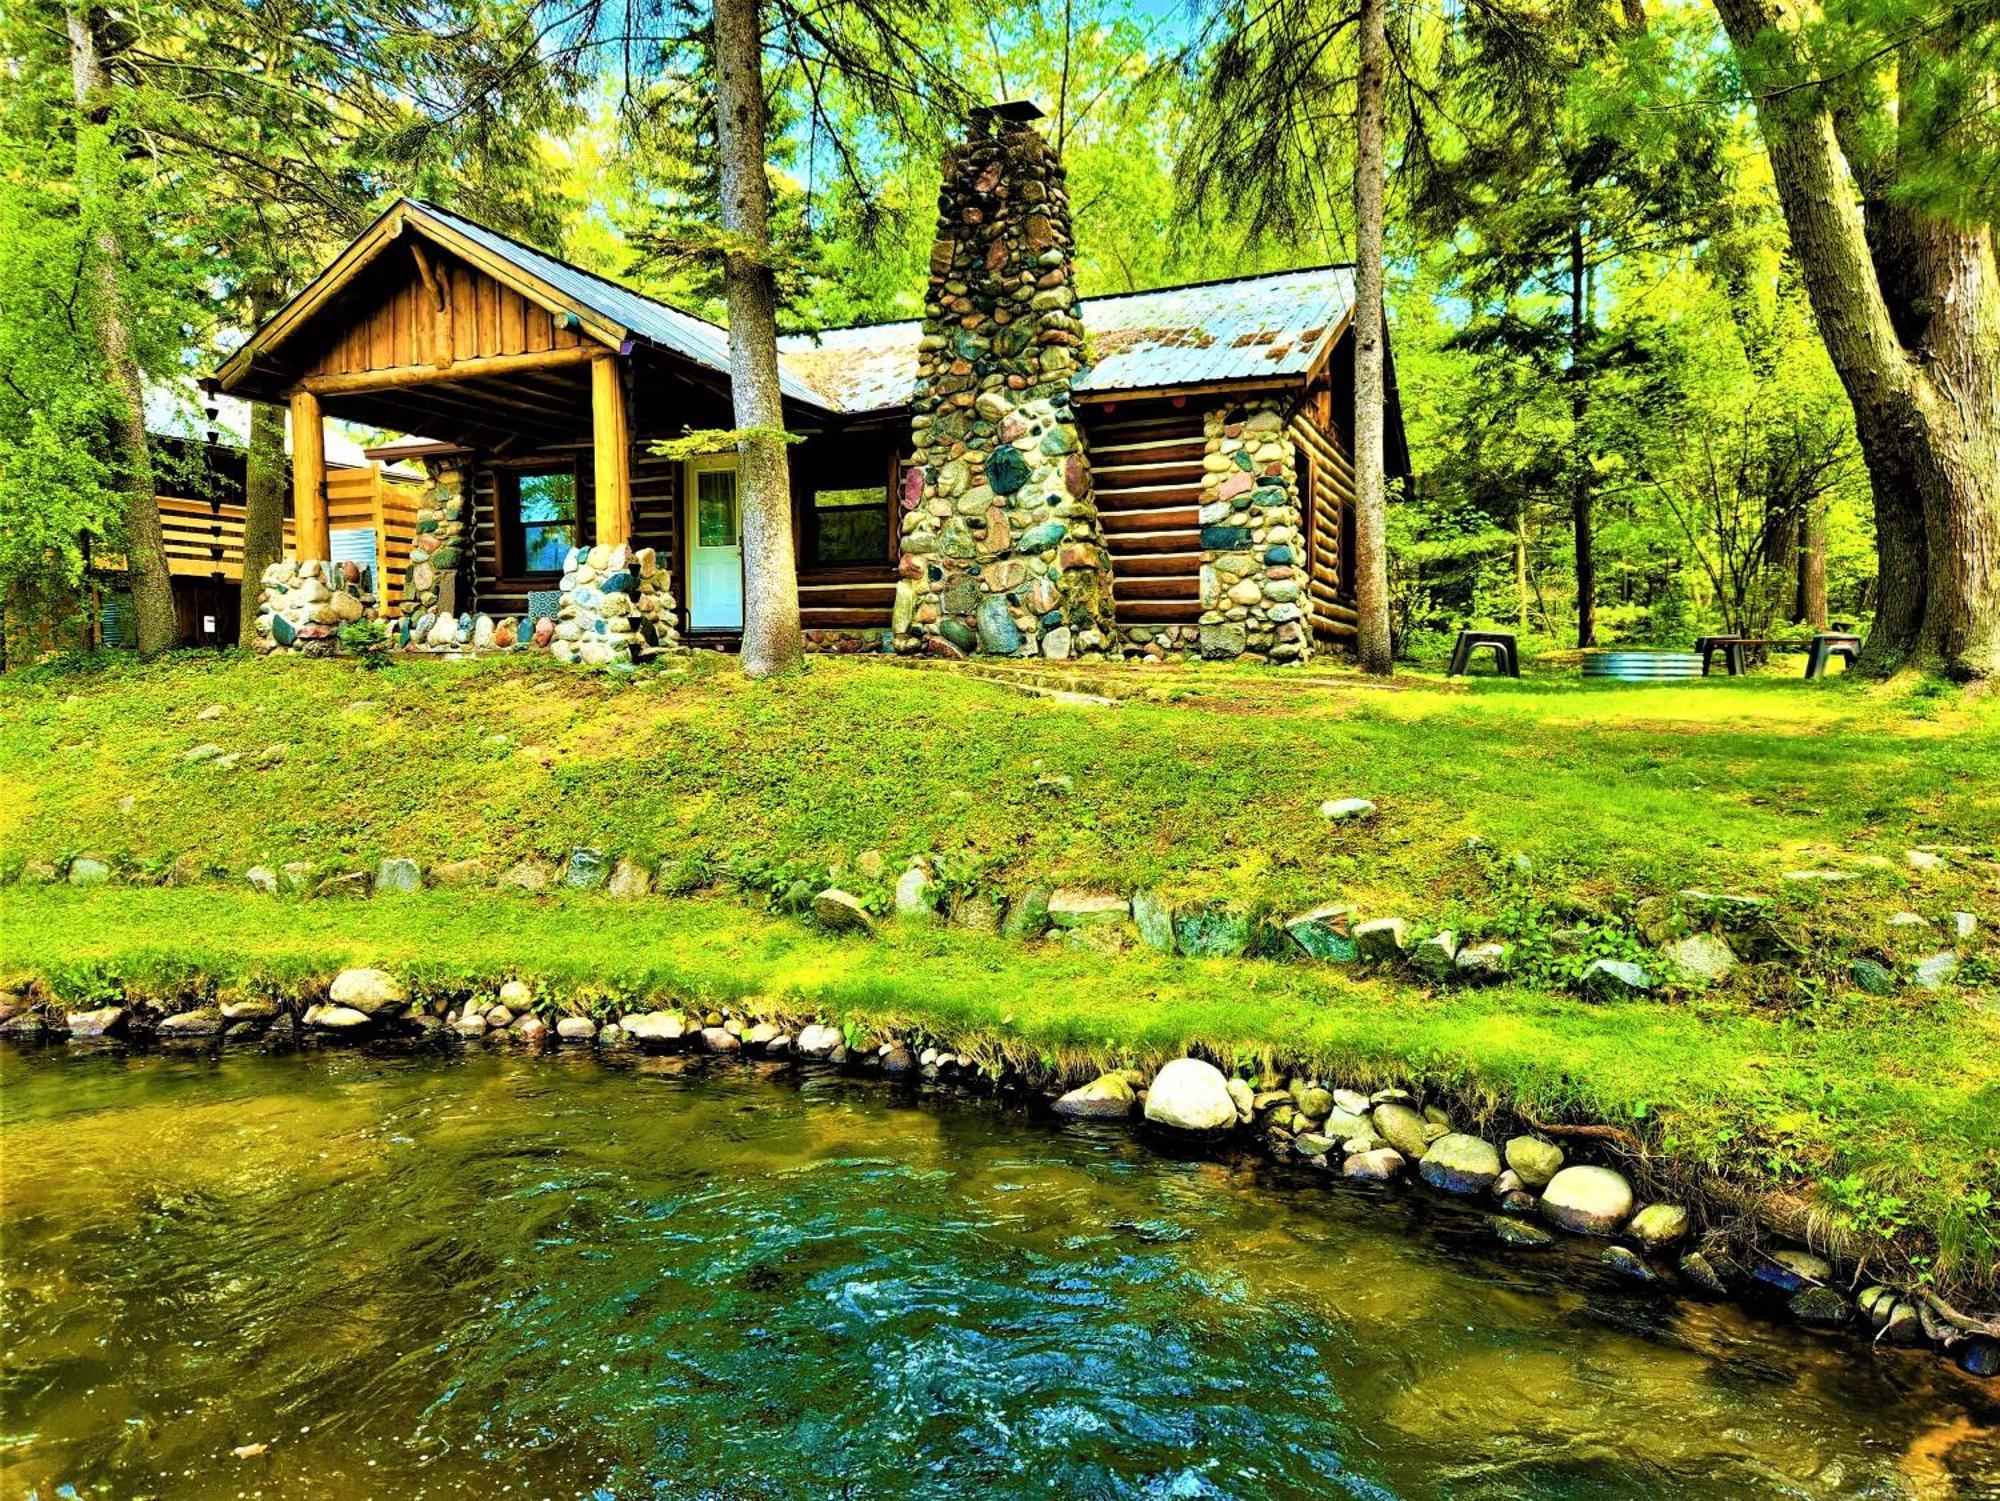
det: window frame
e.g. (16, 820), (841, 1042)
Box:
(497, 461), (582, 581)
(803, 481), (894, 570)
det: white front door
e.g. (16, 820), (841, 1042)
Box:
(686, 457), (743, 631)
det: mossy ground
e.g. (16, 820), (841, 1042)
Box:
(0, 652), (1995, 1300)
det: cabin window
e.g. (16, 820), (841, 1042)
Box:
(499, 465), (579, 578)
(806, 486), (890, 567)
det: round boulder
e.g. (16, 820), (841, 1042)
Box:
(795, 1023), (843, 1058)
(1628, 1203), (1690, 1252)
(1054, 1073), (1137, 1120)
(1539, 1165), (1635, 1236)
(1143, 1058), (1239, 1134)
(1419, 1133), (1502, 1196)
(328, 967), (408, 1017)
(1504, 1135), (1564, 1190)
(1371, 1102), (1432, 1160)
(1343, 1148), (1405, 1181)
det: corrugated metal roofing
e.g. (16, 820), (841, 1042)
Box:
(777, 264), (1355, 413)
(413, 201), (1351, 416)
(411, 200), (834, 412)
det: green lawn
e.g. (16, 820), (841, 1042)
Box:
(0, 651), (1995, 1300)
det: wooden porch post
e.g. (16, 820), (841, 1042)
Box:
(289, 389), (331, 561)
(591, 353), (632, 549)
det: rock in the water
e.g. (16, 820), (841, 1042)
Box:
(309, 1005), (372, 1031)
(1491, 1216), (1556, 1249)
(1751, 1248), (1832, 1294)
(1353, 917), (1408, 963)
(1343, 1148), (1405, 1181)
(328, 968), (407, 1016)
(1504, 1136), (1564, 1190)
(1319, 797), (1376, 822)
(556, 1016), (597, 1041)
(1663, 932), (1735, 982)
(1602, 1246), (1660, 1284)
(1789, 1287), (1854, 1328)
(1954, 1338), (2000, 1377)
(1628, 1203), (1690, 1252)
(511, 1014), (548, 1045)
(1419, 1133), (1502, 1196)
(1372, 1102), (1432, 1161)
(811, 889), (875, 936)
(622, 1012), (687, 1046)
(1540, 1165), (1635, 1235)
(374, 857), (422, 895)
(1580, 958), (1650, 1000)
(700, 1026), (740, 1053)
(1055, 1072), (1138, 1119)
(66, 1006), (126, 1038)
(880, 1042), (917, 1076)
(795, 1023), (843, 1058)
(157, 1016), (224, 1040)
(1143, 1058), (1238, 1134)
(1677, 1252), (1732, 1298)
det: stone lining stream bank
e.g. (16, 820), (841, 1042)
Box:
(4, 959), (1995, 1387)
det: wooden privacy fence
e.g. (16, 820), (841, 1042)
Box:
(157, 462), (420, 614)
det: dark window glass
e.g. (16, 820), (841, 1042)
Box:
(502, 467), (578, 576)
(809, 486), (888, 566)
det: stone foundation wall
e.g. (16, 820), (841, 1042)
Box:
(552, 543), (678, 666)
(894, 105), (1115, 662)
(257, 559), (369, 654)
(402, 463), (468, 621)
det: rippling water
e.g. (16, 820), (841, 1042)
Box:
(1, 1045), (1995, 1499)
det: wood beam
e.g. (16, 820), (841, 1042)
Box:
(591, 354), (632, 548)
(297, 342), (603, 396)
(408, 241), (452, 368)
(290, 389), (330, 561)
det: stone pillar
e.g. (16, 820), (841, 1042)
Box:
(402, 459), (468, 628)
(1195, 401), (1313, 664)
(554, 542), (679, 667)
(256, 558), (366, 654)
(893, 103), (1114, 661)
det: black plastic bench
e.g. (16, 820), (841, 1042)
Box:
(1447, 629), (1520, 678)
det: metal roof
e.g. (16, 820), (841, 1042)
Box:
(776, 264), (1355, 413)
(411, 201), (836, 412)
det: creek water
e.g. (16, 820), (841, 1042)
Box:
(1, 1045), (1994, 1500)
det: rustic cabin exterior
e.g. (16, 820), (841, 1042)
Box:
(215, 104), (1408, 665)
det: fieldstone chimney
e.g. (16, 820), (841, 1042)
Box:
(892, 101), (1115, 660)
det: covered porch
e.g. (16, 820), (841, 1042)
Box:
(215, 199), (902, 653)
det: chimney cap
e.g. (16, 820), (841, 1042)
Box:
(990, 99), (1046, 123)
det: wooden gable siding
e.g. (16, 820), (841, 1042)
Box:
(301, 247), (587, 380)
(1082, 401), (1210, 626)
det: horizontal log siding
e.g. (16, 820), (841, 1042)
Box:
(1289, 409), (1359, 643)
(1082, 405), (1210, 626)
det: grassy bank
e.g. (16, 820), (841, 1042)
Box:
(4, 885), (1997, 1304)
(0, 652), (1995, 1300)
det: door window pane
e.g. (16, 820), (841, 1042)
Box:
(697, 470), (739, 547)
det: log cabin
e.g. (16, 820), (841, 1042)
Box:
(215, 102), (1409, 664)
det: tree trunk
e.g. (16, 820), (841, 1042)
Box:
(711, 0), (803, 679)
(1712, 0), (2000, 678)
(237, 288), (287, 648)
(67, 4), (176, 655)
(1515, 499), (1530, 629)
(1799, 498), (1828, 630)
(1350, 0), (1393, 675)
(1568, 219), (1596, 649)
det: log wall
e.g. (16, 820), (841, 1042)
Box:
(1080, 401), (1209, 628)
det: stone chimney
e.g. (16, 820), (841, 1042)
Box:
(892, 101), (1115, 660)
